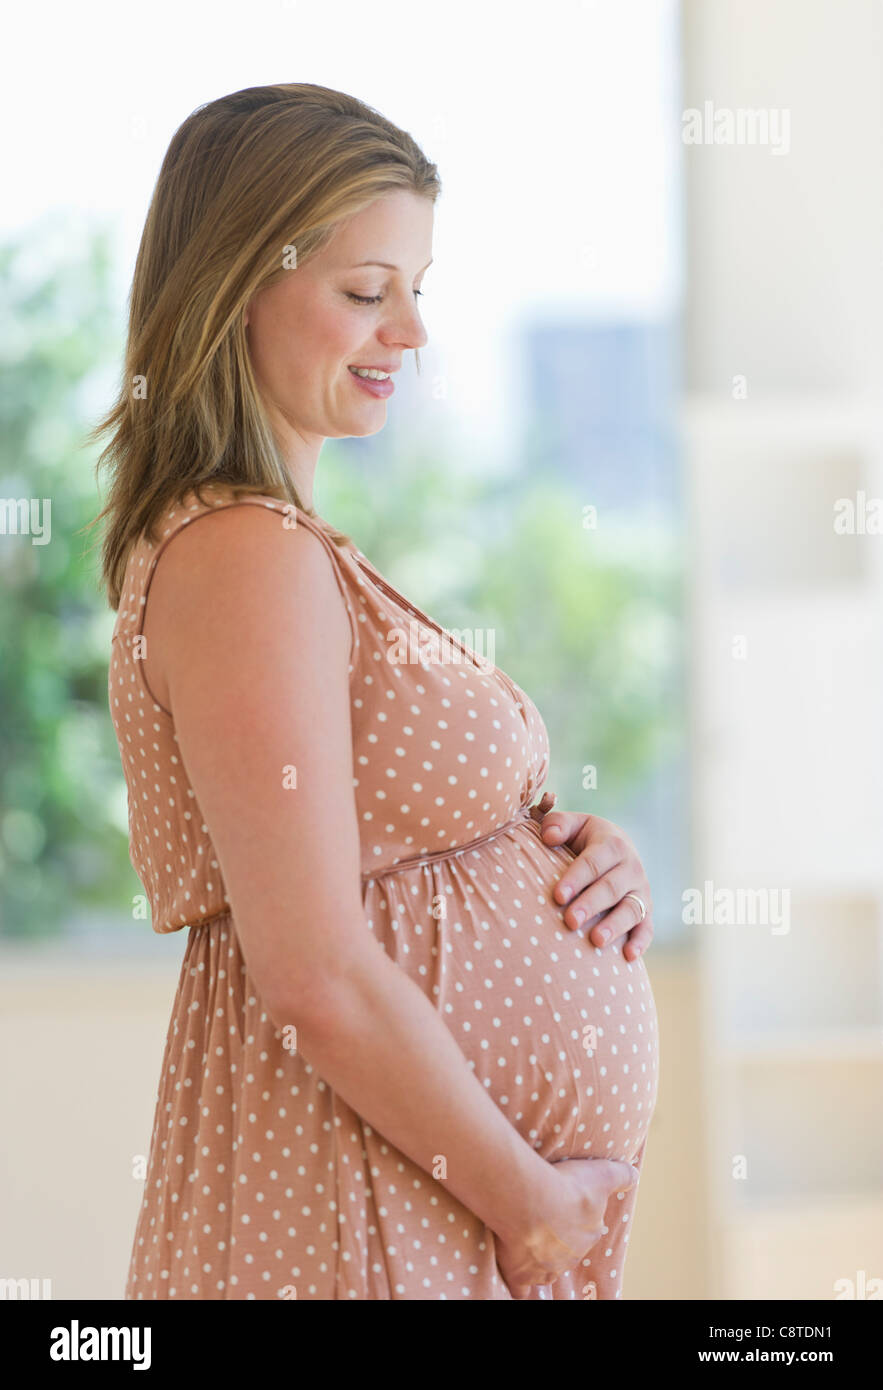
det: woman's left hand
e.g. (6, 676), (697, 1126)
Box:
(538, 806), (654, 960)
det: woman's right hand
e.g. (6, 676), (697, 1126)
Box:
(493, 1156), (640, 1299)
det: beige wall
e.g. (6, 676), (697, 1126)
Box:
(626, 948), (710, 1299)
(0, 946), (184, 1300)
(0, 942), (707, 1300)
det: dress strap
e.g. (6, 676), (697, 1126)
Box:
(252, 502), (362, 674)
(112, 491), (361, 715)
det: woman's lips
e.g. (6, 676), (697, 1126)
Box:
(348, 367), (395, 398)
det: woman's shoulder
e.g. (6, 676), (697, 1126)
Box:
(165, 483), (351, 542)
(114, 487), (320, 630)
(142, 484), (362, 673)
(162, 483), (295, 528)
(145, 486), (346, 577)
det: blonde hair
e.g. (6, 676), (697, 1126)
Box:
(85, 82), (441, 608)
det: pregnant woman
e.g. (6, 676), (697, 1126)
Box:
(94, 82), (659, 1300)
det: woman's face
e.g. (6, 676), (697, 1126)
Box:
(245, 189), (433, 452)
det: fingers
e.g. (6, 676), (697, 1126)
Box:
(499, 1265), (548, 1300)
(620, 1161), (641, 1190)
(559, 871), (653, 947)
(602, 1159), (640, 1196)
(585, 897), (652, 952)
(622, 917), (654, 961)
(553, 837), (627, 911)
(561, 863), (637, 931)
(539, 810), (587, 845)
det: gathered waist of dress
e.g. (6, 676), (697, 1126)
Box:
(168, 793), (559, 931)
(360, 791), (558, 885)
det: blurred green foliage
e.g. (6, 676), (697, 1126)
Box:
(0, 224), (136, 938)
(320, 442), (684, 814)
(1, 226), (683, 942)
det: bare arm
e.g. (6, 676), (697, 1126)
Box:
(142, 505), (559, 1245)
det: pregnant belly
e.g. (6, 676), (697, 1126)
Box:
(363, 820), (660, 1167)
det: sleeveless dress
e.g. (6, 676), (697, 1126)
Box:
(108, 486), (659, 1301)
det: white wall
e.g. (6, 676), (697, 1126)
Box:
(683, 0), (883, 395)
(682, 0), (883, 1298)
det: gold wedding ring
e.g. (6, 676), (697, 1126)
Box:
(622, 892), (646, 922)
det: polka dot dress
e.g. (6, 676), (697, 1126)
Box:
(109, 487), (660, 1300)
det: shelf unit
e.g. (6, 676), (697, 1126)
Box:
(684, 394), (883, 1300)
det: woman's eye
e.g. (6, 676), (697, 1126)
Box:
(346, 290), (425, 305)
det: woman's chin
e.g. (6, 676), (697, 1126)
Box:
(346, 409), (388, 437)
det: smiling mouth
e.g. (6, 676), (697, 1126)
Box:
(348, 366), (395, 397)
